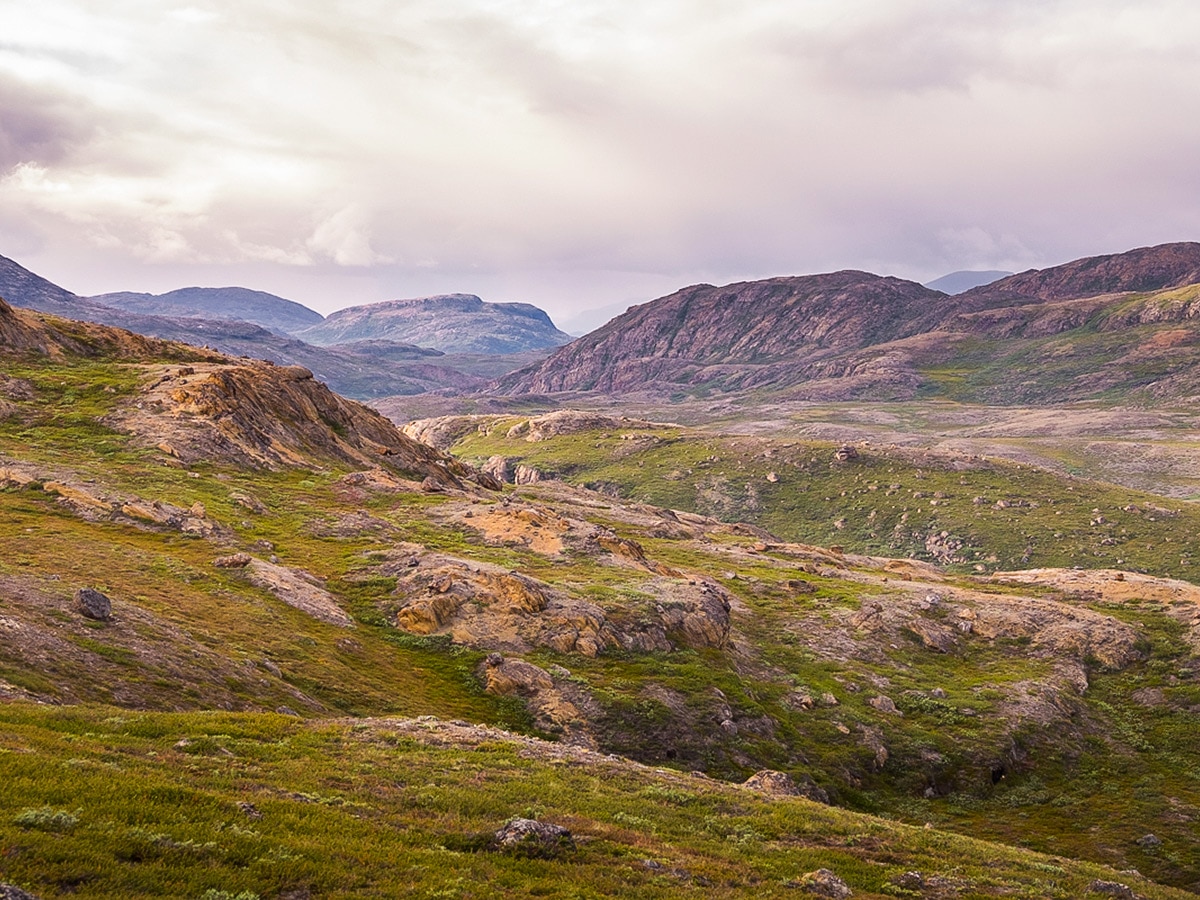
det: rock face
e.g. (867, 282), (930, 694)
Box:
(74, 588), (112, 621)
(106, 361), (496, 490)
(296, 294), (573, 354)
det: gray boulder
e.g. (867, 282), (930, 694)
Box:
(74, 587), (112, 621)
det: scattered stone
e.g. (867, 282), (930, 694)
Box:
(213, 552), (253, 568)
(792, 868), (852, 897)
(74, 587), (112, 621)
(868, 695), (900, 715)
(238, 801), (263, 820)
(833, 445), (858, 462)
(493, 818), (574, 855)
(1089, 881), (1139, 899)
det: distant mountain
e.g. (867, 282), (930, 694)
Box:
(0, 252), (115, 319)
(495, 242), (1200, 405)
(923, 270), (1011, 294)
(959, 242), (1200, 304)
(495, 271), (953, 395)
(296, 293), (573, 354)
(89, 286), (323, 335)
(0, 253), (488, 398)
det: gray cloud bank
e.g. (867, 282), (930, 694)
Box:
(2, 0), (1199, 317)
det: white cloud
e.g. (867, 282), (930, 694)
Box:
(0, 0), (1198, 314)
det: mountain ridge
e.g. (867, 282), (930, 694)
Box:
(495, 242), (1200, 402)
(296, 292), (574, 354)
(89, 286), (324, 335)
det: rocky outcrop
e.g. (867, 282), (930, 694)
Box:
(492, 818), (574, 854)
(743, 769), (830, 804)
(383, 551), (731, 655)
(239, 558), (355, 627)
(106, 361), (497, 490)
(481, 654), (597, 746)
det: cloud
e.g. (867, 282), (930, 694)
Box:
(0, 0), (1199, 315)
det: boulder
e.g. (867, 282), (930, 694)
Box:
(0, 885), (41, 900)
(1088, 881), (1139, 900)
(795, 868), (852, 898)
(743, 769), (831, 804)
(493, 818), (574, 855)
(513, 465), (544, 485)
(74, 587), (112, 621)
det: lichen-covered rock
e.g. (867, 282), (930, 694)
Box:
(743, 769), (831, 804)
(74, 587), (112, 621)
(795, 868), (852, 898)
(493, 818), (574, 855)
(1088, 881), (1139, 899)
(0, 884), (42, 900)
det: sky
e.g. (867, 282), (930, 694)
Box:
(3, 0), (1200, 331)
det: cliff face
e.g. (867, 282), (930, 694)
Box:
(296, 294), (574, 354)
(497, 272), (951, 394)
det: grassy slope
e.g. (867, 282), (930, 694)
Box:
(3, 360), (1200, 894)
(1, 705), (1194, 900)
(447, 418), (1200, 579)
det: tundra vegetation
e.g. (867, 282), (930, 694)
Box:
(2, 300), (1200, 898)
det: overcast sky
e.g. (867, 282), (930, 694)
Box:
(3, 0), (1199, 327)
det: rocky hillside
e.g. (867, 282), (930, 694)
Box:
(496, 271), (953, 394)
(961, 241), (1200, 304)
(497, 243), (1200, 404)
(296, 293), (573, 354)
(89, 286), (324, 335)
(0, 298), (494, 490)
